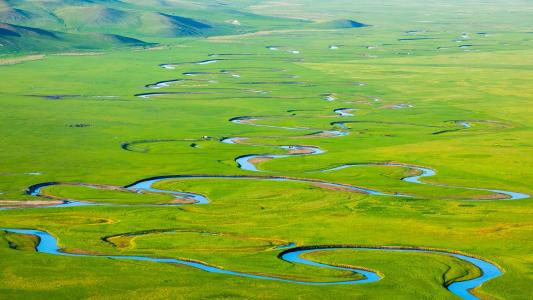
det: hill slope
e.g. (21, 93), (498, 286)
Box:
(0, 22), (151, 53)
(0, 0), (368, 53)
(314, 19), (369, 29)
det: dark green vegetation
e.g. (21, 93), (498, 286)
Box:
(0, 0), (317, 53)
(0, 0), (373, 53)
(1, 0), (532, 299)
(0, 22), (152, 52)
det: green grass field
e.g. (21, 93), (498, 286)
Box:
(1, 1), (532, 299)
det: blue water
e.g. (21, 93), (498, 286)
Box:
(333, 122), (349, 130)
(319, 163), (529, 200)
(17, 159), (526, 213)
(230, 117), (310, 131)
(281, 247), (502, 300)
(224, 115), (349, 173)
(229, 117), (349, 139)
(220, 137), (245, 144)
(236, 155), (263, 172)
(334, 108), (355, 117)
(324, 95), (336, 101)
(236, 145), (325, 172)
(319, 130), (349, 137)
(159, 60), (219, 69)
(10, 172), (406, 212)
(127, 175), (402, 197)
(2, 107), (513, 298)
(458, 122), (472, 128)
(145, 79), (183, 89)
(0, 229), (376, 285)
(126, 178), (209, 204)
(276, 242), (297, 250)
(1, 228), (502, 299)
(134, 92), (206, 99)
(196, 59), (218, 65)
(221, 137), (327, 172)
(24, 180), (208, 208)
(160, 64), (176, 70)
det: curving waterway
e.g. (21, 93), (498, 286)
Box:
(226, 114), (528, 200)
(221, 137), (326, 172)
(334, 108), (355, 117)
(2, 58), (528, 299)
(160, 59), (221, 70)
(227, 116), (347, 171)
(0, 228), (502, 299)
(318, 163), (529, 200)
(23, 173), (407, 210)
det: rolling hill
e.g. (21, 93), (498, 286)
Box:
(314, 19), (369, 29)
(0, 0), (369, 53)
(0, 22), (151, 53)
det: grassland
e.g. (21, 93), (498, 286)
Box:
(0, 0), (532, 299)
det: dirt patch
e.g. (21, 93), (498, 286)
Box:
(81, 183), (128, 192)
(249, 157), (273, 165)
(0, 200), (63, 208)
(287, 147), (315, 154)
(165, 198), (197, 205)
(0, 54), (45, 66)
(313, 183), (365, 194)
(232, 138), (249, 144)
(310, 131), (338, 138)
(403, 168), (421, 177)
(471, 193), (510, 200)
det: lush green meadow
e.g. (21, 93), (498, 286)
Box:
(1, 1), (532, 299)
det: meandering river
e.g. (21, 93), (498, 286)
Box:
(2, 57), (527, 300)
(1, 228), (501, 300)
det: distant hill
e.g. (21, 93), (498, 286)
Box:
(136, 12), (220, 37)
(54, 5), (129, 27)
(0, 0), (240, 52)
(51, 5), (226, 37)
(0, 7), (34, 23)
(0, 22), (151, 53)
(0, 0), (367, 53)
(314, 19), (369, 29)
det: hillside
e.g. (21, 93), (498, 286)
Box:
(0, 0), (368, 53)
(0, 22), (151, 53)
(313, 19), (369, 29)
